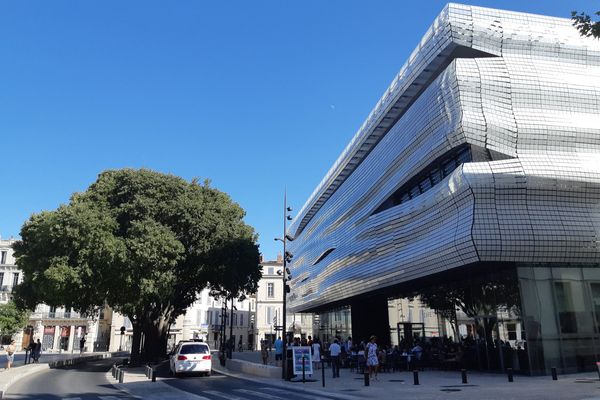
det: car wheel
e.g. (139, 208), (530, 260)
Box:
(205, 371), (211, 377)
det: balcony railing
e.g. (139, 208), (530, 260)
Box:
(30, 311), (84, 320)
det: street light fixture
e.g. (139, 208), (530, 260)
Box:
(274, 191), (293, 380)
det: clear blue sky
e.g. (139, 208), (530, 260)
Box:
(0, 1), (595, 260)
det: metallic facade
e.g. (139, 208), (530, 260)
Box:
(287, 4), (600, 313)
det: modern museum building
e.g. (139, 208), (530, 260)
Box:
(286, 4), (600, 375)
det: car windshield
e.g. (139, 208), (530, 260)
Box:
(180, 344), (209, 354)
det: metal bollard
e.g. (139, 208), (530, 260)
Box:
(302, 356), (306, 383)
(507, 368), (514, 382)
(321, 359), (325, 387)
(151, 368), (156, 382)
(364, 371), (370, 386)
(118, 369), (124, 383)
(112, 366), (116, 378)
(551, 367), (558, 381)
(461, 369), (468, 384)
(413, 370), (420, 385)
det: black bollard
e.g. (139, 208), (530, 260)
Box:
(364, 371), (370, 386)
(302, 356), (306, 383)
(118, 369), (124, 383)
(413, 370), (420, 385)
(461, 369), (468, 384)
(507, 368), (514, 382)
(551, 367), (557, 381)
(151, 368), (156, 382)
(321, 359), (325, 387)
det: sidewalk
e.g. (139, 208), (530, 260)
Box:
(109, 350), (600, 400)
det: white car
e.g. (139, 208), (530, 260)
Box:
(169, 341), (212, 377)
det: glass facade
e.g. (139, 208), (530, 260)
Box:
(286, 4), (600, 376)
(518, 265), (600, 374)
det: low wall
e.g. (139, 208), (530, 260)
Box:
(225, 359), (281, 379)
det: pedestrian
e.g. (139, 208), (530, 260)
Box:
(79, 336), (86, 354)
(5, 340), (16, 370)
(33, 339), (42, 363)
(261, 343), (269, 365)
(312, 338), (321, 370)
(274, 336), (283, 366)
(329, 338), (341, 378)
(366, 335), (379, 380)
(27, 339), (35, 364)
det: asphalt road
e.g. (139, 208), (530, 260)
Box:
(5, 357), (135, 400)
(154, 363), (348, 400)
(5, 357), (348, 400)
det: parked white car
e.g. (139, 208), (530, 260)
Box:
(169, 340), (212, 377)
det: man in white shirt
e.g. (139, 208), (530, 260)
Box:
(329, 339), (341, 378)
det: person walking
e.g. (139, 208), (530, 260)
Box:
(79, 336), (86, 354)
(33, 339), (42, 363)
(366, 335), (379, 380)
(274, 336), (283, 366)
(5, 340), (16, 370)
(261, 343), (269, 365)
(312, 338), (321, 370)
(329, 338), (341, 378)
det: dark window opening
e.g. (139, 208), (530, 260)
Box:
(373, 144), (475, 215)
(313, 248), (336, 265)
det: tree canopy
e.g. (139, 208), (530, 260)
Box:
(13, 168), (261, 361)
(572, 10), (600, 38)
(0, 300), (30, 341)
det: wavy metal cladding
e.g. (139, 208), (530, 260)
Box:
(286, 4), (600, 313)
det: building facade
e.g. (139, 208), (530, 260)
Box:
(255, 258), (284, 346)
(1, 238), (111, 352)
(287, 4), (600, 375)
(108, 289), (256, 352)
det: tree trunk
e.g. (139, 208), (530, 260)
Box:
(141, 314), (171, 362)
(129, 319), (143, 366)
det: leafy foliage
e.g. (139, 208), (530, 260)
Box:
(0, 300), (30, 338)
(572, 10), (600, 38)
(13, 168), (261, 361)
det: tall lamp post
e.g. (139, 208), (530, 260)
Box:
(275, 191), (293, 380)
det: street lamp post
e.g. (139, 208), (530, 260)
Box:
(275, 191), (293, 380)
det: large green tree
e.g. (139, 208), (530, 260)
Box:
(0, 300), (30, 342)
(572, 9), (600, 38)
(13, 169), (261, 362)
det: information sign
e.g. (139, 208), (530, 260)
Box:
(292, 346), (313, 376)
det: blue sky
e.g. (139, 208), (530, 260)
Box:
(0, 1), (595, 260)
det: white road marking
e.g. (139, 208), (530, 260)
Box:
(204, 390), (250, 400)
(259, 387), (337, 400)
(234, 389), (285, 400)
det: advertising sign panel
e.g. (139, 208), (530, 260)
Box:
(292, 346), (313, 375)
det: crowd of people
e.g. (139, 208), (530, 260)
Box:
(257, 333), (526, 377)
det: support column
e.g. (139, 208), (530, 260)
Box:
(53, 325), (61, 352)
(351, 295), (391, 346)
(68, 325), (75, 351)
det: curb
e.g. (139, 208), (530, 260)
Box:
(0, 364), (49, 399)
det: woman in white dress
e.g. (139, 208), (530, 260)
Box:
(312, 338), (321, 369)
(366, 335), (379, 380)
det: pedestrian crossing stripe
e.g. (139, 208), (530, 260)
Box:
(259, 387), (339, 400)
(234, 389), (286, 400)
(63, 397), (124, 400)
(205, 390), (248, 400)
(261, 387), (342, 400)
